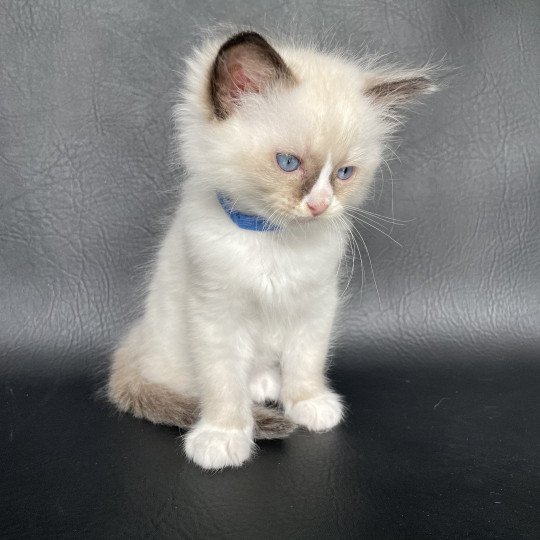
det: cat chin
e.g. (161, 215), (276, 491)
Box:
(288, 213), (342, 226)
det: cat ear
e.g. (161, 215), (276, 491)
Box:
(210, 31), (295, 119)
(364, 70), (437, 107)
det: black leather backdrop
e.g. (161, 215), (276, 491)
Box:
(1, 1), (539, 538)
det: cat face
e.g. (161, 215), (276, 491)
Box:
(177, 31), (436, 226)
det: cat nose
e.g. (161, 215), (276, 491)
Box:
(307, 198), (330, 216)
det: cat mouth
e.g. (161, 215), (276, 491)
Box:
(292, 214), (319, 224)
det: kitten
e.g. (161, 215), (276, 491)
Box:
(108, 30), (437, 470)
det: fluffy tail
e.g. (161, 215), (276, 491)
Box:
(107, 347), (295, 440)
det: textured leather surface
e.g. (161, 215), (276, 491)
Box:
(2, 359), (540, 538)
(1, 0), (539, 538)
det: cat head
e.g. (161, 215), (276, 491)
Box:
(176, 31), (436, 226)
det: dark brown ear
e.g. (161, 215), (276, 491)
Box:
(209, 31), (295, 119)
(364, 71), (437, 107)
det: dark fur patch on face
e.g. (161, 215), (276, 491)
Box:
(210, 31), (295, 119)
(298, 172), (319, 198)
(366, 76), (432, 105)
(295, 155), (325, 201)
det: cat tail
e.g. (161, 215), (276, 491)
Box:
(106, 345), (296, 439)
(252, 405), (297, 439)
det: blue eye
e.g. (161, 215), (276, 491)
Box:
(276, 153), (300, 172)
(337, 166), (355, 180)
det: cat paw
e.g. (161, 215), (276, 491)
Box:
(286, 392), (344, 432)
(184, 422), (254, 470)
(249, 368), (281, 403)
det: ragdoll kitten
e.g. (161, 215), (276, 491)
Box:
(108, 30), (436, 470)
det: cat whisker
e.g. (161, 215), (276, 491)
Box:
(382, 142), (402, 164)
(344, 212), (403, 247)
(335, 214), (364, 300)
(328, 217), (348, 284)
(331, 220), (344, 280)
(348, 220), (381, 308)
(348, 225), (364, 302)
(342, 205), (413, 225)
(343, 210), (395, 231)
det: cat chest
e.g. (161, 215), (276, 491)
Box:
(248, 249), (337, 306)
(187, 226), (340, 305)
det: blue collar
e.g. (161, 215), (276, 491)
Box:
(216, 192), (280, 232)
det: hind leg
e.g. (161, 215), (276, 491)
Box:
(108, 321), (199, 427)
(249, 366), (281, 404)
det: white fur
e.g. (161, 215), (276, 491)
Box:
(249, 367), (281, 403)
(286, 391), (344, 432)
(117, 30), (435, 470)
(184, 421), (255, 469)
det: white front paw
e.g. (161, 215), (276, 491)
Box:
(286, 392), (344, 432)
(249, 368), (281, 403)
(184, 422), (254, 470)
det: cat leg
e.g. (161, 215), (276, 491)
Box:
(249, 365), (281, 404)
(183, 301), (256, 470)
(184, 361), (254, 469)
(107, 319), (200, 427)
(280, 299), (344, 432)
(285, 391), (344, 432)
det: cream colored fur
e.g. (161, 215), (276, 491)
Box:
(108, 30), (436, 470)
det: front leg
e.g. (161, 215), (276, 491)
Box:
(184, 294), (255, 470)
(280, 293), (344, 432)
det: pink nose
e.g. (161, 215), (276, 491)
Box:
(307, 199), (330, 216)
